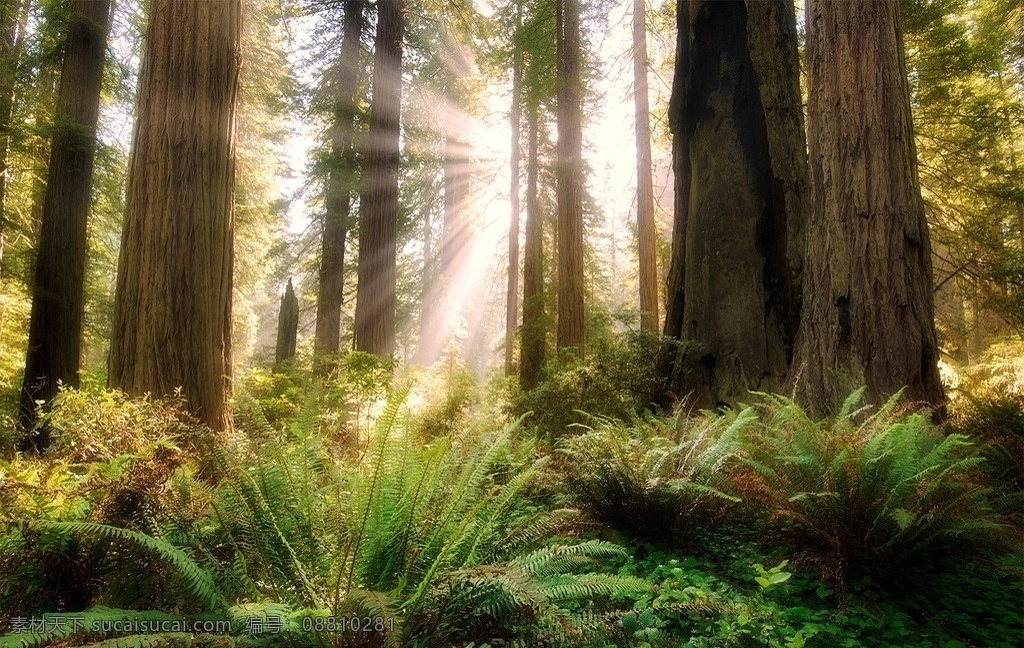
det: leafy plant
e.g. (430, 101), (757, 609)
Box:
(557, 408), (752, 544)
(738, 389), (1003, 589)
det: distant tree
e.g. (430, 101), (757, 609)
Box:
(0, 0), (29, 275)
(19, 0), (110, 447)
(660, 0), (807, 408)
(108, 0), (241, 433)
(354, 0), (404, 358)
(792, 0), (945, 414)
(275, 278), (298, 365)
(555, 0), (584, 356)
(314, 0), (362, 358)
(632, 0), (658, 333)
(505, 35), (522, 376)
(520, 99), (545, 389)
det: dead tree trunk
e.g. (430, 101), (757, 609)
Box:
(275, 278), (299, 365)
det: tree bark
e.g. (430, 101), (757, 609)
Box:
(108, 0), (241, 433)
(793, 0), (945, 415)
(659, 0), (807, 408)
(18, 0), (110, 447)
(520, 100), (545, 389)
(275, 278), (299, 365)
(505, 40), (522, 376)
(314, 0), (362, 358)
(633, 0), (658, 333)
(354, 0), (404, 358)
(555, 0), (585, 356)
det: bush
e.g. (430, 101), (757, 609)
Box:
(737, 389), (1003, 589)
(557, 409), (752, 545)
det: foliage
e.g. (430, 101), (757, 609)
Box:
(557, 408), (751, 544)
(737, 389), (1003, 588)
(512, 329), (663, 440)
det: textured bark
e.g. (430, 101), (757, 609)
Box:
(0, 0), (28, 274)
(108, 0), (241, 433)
(555, 0), (585, 356)
(660, 0), (807, 408)
(354, 0), (403, 358)
(314, 0), (362, 357)
(793, 0), (945, 414)
(505, 47), (522, 376)
(633, 0), (658, 332)
(18, 0), (110, 445)
(519, 102), (545, 389)
(275, 279), (299, 365)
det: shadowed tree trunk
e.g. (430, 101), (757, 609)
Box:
(314, 0), (362, 358)
(633, 0), (658, 332)
(555, 0), (585, 356)
(505, 40), (522, 376)
(792, 0), (945, 415)
(18, 0), (110, 448)
(659, 0), (807, 408)
(108, 0), (241, 433)
(275, 278), (299, 365)
(354, 0), (404, 358)
(520, 100), (545, 389)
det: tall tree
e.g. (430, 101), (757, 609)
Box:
(0, 0), (28, 276)
(314, 0), (362, 357)
(505, 17), (523, 376)
(632, 0), (658, 332)
(18, 0), (110, 446)
(108, 0), (241, 433)
(520, 99), (545, 388)
(555, 0), (585, 355)
(275, 278), (298, 365)
(792, 0), (944, 414)
(660, 0), (807, 407)
(354, 0), (404, 358)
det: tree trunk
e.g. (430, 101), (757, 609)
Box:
(520, 100), (545, 389)
(275, 278), (299, 365)
(659, 0), (807, 408)
(314, 0), (362, 358)
(633, 0), (658, 333)
(505, 44), (522, 376)
(0, 0), (28, 276)
(555, 0), (585, 356)
(354, 0), (403, 358)
(18, 0), (110, 447)
(793, 0), (944, 415)
(108, 0), (241, 433)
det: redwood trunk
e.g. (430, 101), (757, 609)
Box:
(555, 0), (585, 356)
(520, 101), (545, 389)
(633, 0), (658, 332)
(18, 0), (110, 444)
(660, 0), (806, 408)
(505, 49), (522, 376)
(0, 0), (28, 275)
(275, 278), (299, 365)
(354, 0), (403, 358)
(793, 0), (944, 414)
(108, 0), (241, 433)
(314, 0), (362, 357)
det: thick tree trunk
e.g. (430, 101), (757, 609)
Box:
(520, 101), (545, 389)
(354, 0), (403, 358)
(555, 0), (585, 356)
(314, 0), (362, 358)
(660, 0), (806, 408)
(108, 0), (241, 433)
(275, 278), (299, 365)
(793, 0), (944, 415)
(633, 0), (658, 333)
(18, 0), (109, 447)
(505, 50), (522, 376)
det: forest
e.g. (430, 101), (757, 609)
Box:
(0, 0), (1022, 645)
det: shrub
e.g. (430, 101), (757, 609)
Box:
(738, 389), (1003, 589)
(557, 409), (752, 544)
